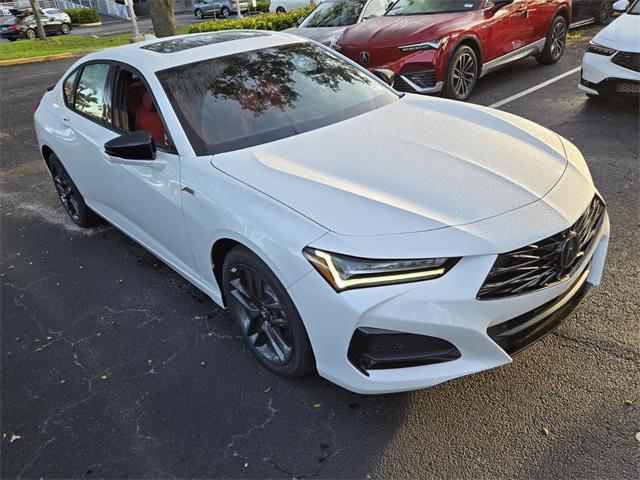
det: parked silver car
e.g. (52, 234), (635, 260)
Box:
(193, 0), (249, 19)
(285, 0), (390, 46)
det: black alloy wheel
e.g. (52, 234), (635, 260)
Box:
(195, 8), (203, 19)
(597, 0), (613, 24)
(444, 45), (478, 101)
(276, 7), (286, 13)
(537, 16), (567, 65)
(48, 154), (101, 228)
(221, 6), (230, 17)
(222, 246), (314, 377)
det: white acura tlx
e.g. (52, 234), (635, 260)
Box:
(33, 31), (609, 394)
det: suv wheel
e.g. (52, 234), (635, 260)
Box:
(221, 6), (230, 17)
(443, 45), (478, 101)
(537, 16), (567, 65)
(195, 8), (203, 19)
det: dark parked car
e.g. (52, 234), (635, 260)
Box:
(0, 13), (71, 41)
(571, 0), (615, 27)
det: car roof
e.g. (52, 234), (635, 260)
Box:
(83, 30), (308, 73)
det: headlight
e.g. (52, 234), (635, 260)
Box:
(330, 33), (343, 51)
(303, 247), (459, 292)
(398, 36), (449, 52)
(587, 41), (616, 56)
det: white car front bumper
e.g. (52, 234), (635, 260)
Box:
(288, 210), (610, 394)
(579, 51), (640, 95)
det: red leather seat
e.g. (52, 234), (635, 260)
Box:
(135, 90), (165, 144)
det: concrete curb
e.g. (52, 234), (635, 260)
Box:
(72, 22), (103, 27)
(0, 52), (74, 66)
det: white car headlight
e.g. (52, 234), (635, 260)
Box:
(587, 41), (617, 56)
(398, 36), (449, 52)
(303, 247), (458, 292)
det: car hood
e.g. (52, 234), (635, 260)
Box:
(594, 13), (640, 52)
(210, 96), (569, 236)
(285, 26), (346, 44)
(340, 13), (475, 47)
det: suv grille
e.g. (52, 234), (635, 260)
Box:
(477, 196), (605, 300)
(612, 51), (640, 73)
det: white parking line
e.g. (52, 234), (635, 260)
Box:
(489, 66), (582, 109)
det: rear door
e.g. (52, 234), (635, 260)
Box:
(527, 0), (562, 40)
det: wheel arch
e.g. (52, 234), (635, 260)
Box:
(41, 145), (54, 170)
(211, 237), (242, 307)
(450, 35), (484, 76)
(556, 5), (571, 27)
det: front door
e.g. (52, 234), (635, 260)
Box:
(483, 0), (532, 62)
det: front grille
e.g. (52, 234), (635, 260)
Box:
(393, 70), (436, 92)
(616, 81), (640, 94)
(612, 51), (640, 73)
(477, 196), (605, 300)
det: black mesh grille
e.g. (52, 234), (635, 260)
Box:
(612, 51), (640, 73)
(477, 196), (605, 300)
(393, 70), (436, 92)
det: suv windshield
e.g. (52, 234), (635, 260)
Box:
(629, 0), (639, 14)
(386, 0), (480, 16)
(300, 1), (364, 27)
(157, 43), (397, 156)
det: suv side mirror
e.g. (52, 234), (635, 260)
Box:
(613, 0), (629, 13)
(104, 131), (156, 160)
(372, 69), (395, 86)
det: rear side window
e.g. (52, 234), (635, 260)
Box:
(63, 70), (78, 106)
(74, 63), (111, 124)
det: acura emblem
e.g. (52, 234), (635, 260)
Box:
(359, 51), (370, 65)
(558, 231), (580, 271)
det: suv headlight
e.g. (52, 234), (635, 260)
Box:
(303, 247), (459, 292)
(398, 36), (449, 52)
(587, 41), (616, 56)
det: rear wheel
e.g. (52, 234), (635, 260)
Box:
(60, 23), (70, 34)
(596, 0), (613, 24)
(221, 6), (230, 17)
(443, 45), (478, 101)
(222, 246), (314, 377)
(195, 8), (203, 19)
(537, 16), (567, 65)
(276, 7), (286, 13)
(48, 154), (101, 228)
(25, 28), (36, 40)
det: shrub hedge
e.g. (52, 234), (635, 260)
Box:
(64, 8), (101, 25)
(255, 1), (270, 13)
(189, 7), (313, 34)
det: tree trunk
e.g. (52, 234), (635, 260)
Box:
(29, 0), (47, 41)
(149, 0), (177, 38)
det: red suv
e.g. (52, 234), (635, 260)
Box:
(335, 0), (571, 100)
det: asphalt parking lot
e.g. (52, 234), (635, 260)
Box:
(1, 34), (639, 479)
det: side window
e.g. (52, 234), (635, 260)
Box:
(63, 70), (78, 106)
(363, 0), (387, 18)
(113, 68), (172, 151)
(74, 63), (111, 124)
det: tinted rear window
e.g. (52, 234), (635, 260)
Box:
(157, 42), (397, 156)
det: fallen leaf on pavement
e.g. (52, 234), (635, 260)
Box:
(263, 387), (271, 393)
(542, 427), (550, 436)
(313, 403), (321, 408)
(100, 374), (108, 380)
(10, 434), (20, 443)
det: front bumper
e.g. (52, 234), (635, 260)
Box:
(579, 51), (640, 96)
(288, 212), (610, 394)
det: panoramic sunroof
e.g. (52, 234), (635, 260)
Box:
(141, 31), (271, 54)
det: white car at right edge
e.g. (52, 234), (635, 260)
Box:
(579, 0), (640, 97)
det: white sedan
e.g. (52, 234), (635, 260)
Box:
(34, 31), (609, 394)
(42, 7), (72, 24)
(579, 0), (640, 96)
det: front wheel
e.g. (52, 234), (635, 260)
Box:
(537, 16), (567, 65)
(25, 28), (36, 40)
(276, 7), (286, 13)
(222, 246), (314, 377)
(60, 23), (70, 34)
(221, 6), (230, 18)
(194, 8), (203, 19)
(443, 45), (478, 101)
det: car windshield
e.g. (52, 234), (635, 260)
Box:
(629, 0), (639, 14)
(157, 42), (397, 156)
(300, 1), (364, 27)
(386, 0), (480, 16)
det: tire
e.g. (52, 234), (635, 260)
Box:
(596, 0), (613, 25)
(536, 15), (567, 65)
(8, 38), (16, 42)
(25, 28), (36, 40)
(276, 7), (286, 13)
(48, 154), (101, 228)
(221, 6), (230, 17)
(195, 8), (203, 19)
(222, 246), (315, 377)
(442, 45), (479, 101)
(60, 23), (70, 34)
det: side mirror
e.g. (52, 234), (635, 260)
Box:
(372, 68), (395, 86)
(612, 0), (629, 13)
(104, 131), (156, 160)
